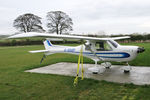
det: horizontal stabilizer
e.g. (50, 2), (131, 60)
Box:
(29, 50), (49, 53)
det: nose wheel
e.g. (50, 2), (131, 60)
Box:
(123, 62), (131, 73)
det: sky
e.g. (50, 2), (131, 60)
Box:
(0, 0), (150, 35)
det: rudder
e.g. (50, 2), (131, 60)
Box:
(43, 40), (53, 50)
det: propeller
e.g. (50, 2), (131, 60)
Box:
(137, 47), (145, 53)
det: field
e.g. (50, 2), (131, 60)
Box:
(0, 42), (150, 100)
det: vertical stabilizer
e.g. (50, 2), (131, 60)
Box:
(43, 40), (53, 50)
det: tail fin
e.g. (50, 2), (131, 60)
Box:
(43, 40), (53, 50)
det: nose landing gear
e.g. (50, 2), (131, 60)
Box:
(123, 62), (131, 73)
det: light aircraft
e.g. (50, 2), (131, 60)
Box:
(8, 32), (145, 74)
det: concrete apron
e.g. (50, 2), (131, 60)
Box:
(25, 62), (150, 85)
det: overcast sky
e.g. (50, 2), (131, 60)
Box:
(0, 0), (150, 35)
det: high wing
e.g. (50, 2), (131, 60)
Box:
(8, 32), (130, 40)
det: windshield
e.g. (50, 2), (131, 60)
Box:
(108, 40), (118, 48)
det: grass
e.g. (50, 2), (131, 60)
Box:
(0, 42), (150, 100)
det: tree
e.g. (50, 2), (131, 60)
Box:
(46, 11), (73, 35)
(13, 13), (45, 33)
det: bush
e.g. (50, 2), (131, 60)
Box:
(0, 39), (81, 46)
(11, 39), (17, 46)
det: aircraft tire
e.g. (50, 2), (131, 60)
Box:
(92, 72), (98, 74)
(124, 70), (130, 73)
(106, 67), (110, 69)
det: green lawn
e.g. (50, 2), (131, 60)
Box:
(0, 43), (150, 100)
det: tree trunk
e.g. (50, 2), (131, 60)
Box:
(60, 29), (62, 35)
(56, 24), (59, 34)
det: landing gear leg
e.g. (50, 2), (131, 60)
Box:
(123, 62), (131, 73)
(92, 60), (99, 74)
(88, 60), (100, 74)
(101, 62), (111, 69)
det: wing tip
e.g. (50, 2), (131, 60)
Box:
(111, 36), (130, 40)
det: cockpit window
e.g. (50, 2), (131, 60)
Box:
(108, 40), (118, 48)
(95, 41), (112, 51)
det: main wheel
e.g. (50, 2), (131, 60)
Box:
(106, 67), (110, 69)
(124, 70), (130, 73)
(92, 72), (98, 74)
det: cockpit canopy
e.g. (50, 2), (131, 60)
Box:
(85, 40), (119, 51)
(95, 41), (112, 51)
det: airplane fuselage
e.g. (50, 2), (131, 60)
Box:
(44, 44), (139, 62)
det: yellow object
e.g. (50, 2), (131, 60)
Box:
(73, 45), (84, 86)
(81, 47), (84, 80)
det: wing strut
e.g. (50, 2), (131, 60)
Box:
(89, 48), (103, 61)
(84, 42), (104, 61)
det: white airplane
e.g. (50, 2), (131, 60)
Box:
(8, 32), (145, 74)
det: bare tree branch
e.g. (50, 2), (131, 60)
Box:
(46, 11), (73, 35)
(13, 13), (45, 33)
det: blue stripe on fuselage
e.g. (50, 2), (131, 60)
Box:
(97, 52), (130, 58)
(71, 52), (130, 58)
